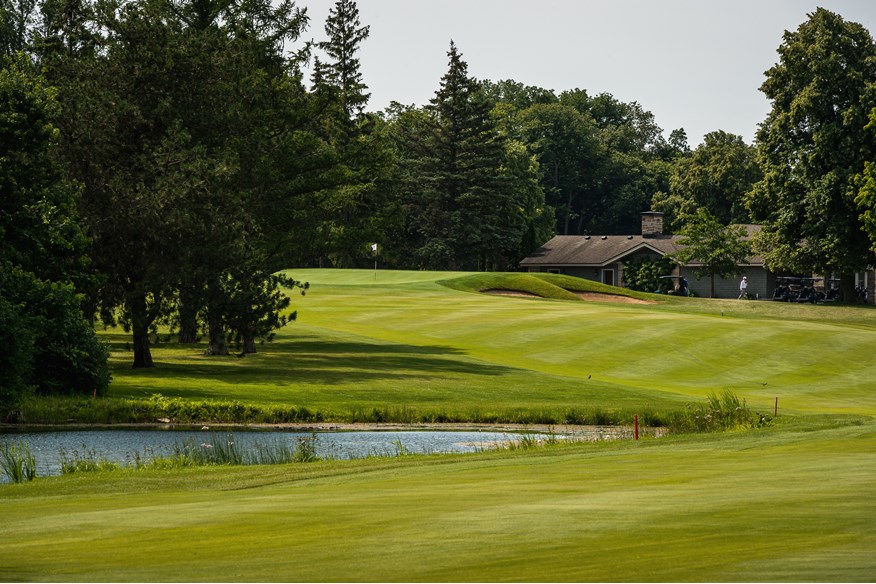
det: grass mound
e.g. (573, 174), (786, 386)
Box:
(439, 271), (663, 303)
(439, 273), (581, 300)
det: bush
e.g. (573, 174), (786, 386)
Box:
(622, 255), (676, 293)
(0, 266), (110, 401)
(0, 296), (35, 415)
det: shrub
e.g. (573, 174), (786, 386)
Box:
(0, 266), (110, 401)
(0, 296), (34, 416)
(622, 255), (676, 293)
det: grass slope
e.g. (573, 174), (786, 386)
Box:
(93, 268), (876, 420)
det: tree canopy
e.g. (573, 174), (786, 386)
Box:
(0, 53), (109, 414)
(747, 8), (876, 299)
(653, 130), (760, 232)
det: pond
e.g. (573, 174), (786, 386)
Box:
(0, 427), (552, 481)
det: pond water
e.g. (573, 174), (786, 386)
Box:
(0, 427), (546, 481)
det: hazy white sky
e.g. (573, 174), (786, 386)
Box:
(300, 1), (876, 147)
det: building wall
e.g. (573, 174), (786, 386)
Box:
(680, 266), (770, 299)
(528, 264), (774, 300)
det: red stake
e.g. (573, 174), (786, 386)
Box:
(634, 414), (639, 441)
(774, 397), (778, 417)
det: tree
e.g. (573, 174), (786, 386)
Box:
(556, 89), (676, 235)
(856, 109), (876, 251)
(481, 79), (557, 111)
(1, 0), (37, 56)
(313, 0), (370, 120)
(653, 130), (761, 232)
(670, 209), (752, 298)
(397, 42), (523, 270)
(746, 8), (876, 300)
(39, 0), (321, 365)
(0, 54), (109, 413)
(309, 0), (394, 269)
(515, 102), (601, 235)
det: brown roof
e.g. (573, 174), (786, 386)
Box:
(520, 225), (764, 268)
(520, 234), (684, 267)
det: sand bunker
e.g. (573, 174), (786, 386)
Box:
(572, 292), (656, 305)
(483, 289), (655, 304)
(483, 288), (541, 298)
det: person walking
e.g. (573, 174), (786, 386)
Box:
(739, 276), (748, 299)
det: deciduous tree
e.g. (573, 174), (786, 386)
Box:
(653, 130), (760, 232)
(0, 54), (108, 412)
(747, 8), (876, 300)
(670, 209), (752, 298)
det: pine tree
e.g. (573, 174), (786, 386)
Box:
(403, 41), (523, 270)
(316, 0), (370, 119)
(310, 0), (394, 268)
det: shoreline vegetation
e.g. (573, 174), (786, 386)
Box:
(7, 388), (772, 433)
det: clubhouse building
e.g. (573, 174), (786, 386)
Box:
(519, 212), (773, 299)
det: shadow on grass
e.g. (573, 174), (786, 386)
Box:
(107, 333), (516, 387)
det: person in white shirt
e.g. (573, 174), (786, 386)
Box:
(739, 276), (748, 299)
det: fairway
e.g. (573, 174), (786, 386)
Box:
(3, 269), (876, 582)
(105, 269), (876, 418)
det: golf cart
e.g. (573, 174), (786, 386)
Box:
(772, 276), (839, 303)
(657, 275), (689, 296)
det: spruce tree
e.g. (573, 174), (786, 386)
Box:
(311, 0), (393, 268)
(316, 0), (370, 120)
(405, 41), (522, 270)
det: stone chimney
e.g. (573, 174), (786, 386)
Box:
(641, 211), (664, 238)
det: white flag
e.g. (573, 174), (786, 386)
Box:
(371, 243), (378, 252)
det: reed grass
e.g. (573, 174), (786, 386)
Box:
(59, 447), (121, 474)
(0, 441), (36, 483)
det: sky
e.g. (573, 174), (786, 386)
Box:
(299, 0), (876, 148)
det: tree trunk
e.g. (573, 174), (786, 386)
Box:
(177, 289), (200, 344)
(206, 316), (228, 356)
(840, 273), (856, 304)
(204, 278), (228, 356)
(130, 294), (155, 368)
(242, 336), (257, 354)
(563, 190), (572, 235)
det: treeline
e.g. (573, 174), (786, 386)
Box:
(2, 1), (876, 414)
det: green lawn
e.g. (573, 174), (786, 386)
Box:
(104, 269), (876, 418)
(3, 269), (876, 582)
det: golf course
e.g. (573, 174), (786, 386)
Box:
(2, 269), (875, 582)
